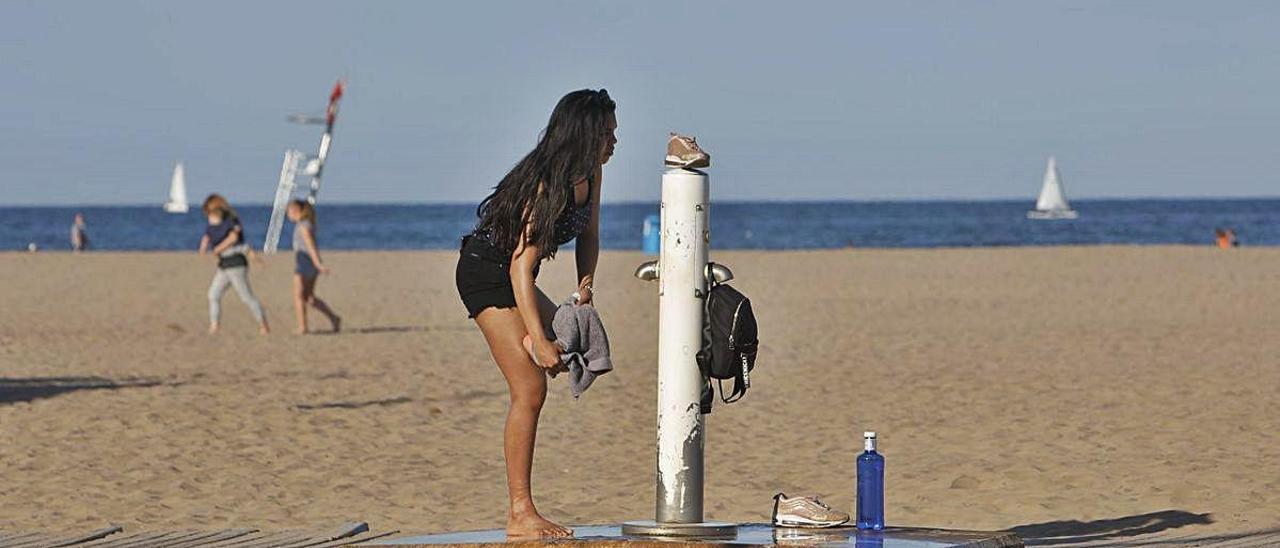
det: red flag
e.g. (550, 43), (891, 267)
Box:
(329, 80), (344, 103)
(326, 80), (345, 127)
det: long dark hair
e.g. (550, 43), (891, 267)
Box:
(476, 89), (615, 258)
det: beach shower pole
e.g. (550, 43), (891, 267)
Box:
(623, 168), (735, 538)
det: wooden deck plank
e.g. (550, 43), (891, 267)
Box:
(116, 530), (225, 548)
(272, 538), (348, 548)
(1215, 531), (1280, 547)
(41, 526), (126, 548)
(110, 531), (218, 548)
(69, 532), (160, 548)
(275, 534), (375, 548)
(147, 529), (256, 548)
(193, 531), (311, 548)
(238, 532), (325, 545)
(124, 531), (215, 548)
(173, 532), (276, 548)
(1, 534), (51, 548)
(6, 537), (78, 548)
(42, 532), (152, 548)
(0, 524), (384, 548)
(84, 531), (194, 548)
(77, 530), (202, 548)
(268, 522), (375, 548)
(0, 532), (46, 547)
(307, 531), (399, 548)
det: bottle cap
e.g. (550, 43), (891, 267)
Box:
(864, 431), (876, 439)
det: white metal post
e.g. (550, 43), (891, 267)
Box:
(655, 168), (709, 523)
(624, 168), (734, 538)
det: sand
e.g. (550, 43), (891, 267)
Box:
(1, 247), (1278, 545)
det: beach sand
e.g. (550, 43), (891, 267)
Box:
(1, 247), (1277, 544)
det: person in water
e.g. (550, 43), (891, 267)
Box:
(455, 89), (615, 538)
(287, 199), (341, 334)
(1215, 228), (1239, 249)
(70, 213), (89, 252)
(199, 194), (269, 335)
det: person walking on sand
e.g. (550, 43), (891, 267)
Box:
(70, 213), (89, 252)
(199, 194), (269, 335)
(287, 199), (341, 334)
(454, 89), (615, 539)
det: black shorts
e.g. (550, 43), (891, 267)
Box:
(455, 235), (536, 318)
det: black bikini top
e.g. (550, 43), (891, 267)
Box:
(472, 179), (593, 251)
(552, 181), (593, 246)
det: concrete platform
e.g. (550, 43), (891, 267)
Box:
(359, 524), (1023, 547)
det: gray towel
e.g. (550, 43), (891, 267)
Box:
(550, 299), (612, 397)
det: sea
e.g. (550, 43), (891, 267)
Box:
(3, 199), (1278, 252)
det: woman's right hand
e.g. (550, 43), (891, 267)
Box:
(532, 337), (563, 371)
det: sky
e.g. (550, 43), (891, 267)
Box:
(2, 1), (1278, 206)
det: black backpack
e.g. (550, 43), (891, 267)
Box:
(696, 280), (759, 412)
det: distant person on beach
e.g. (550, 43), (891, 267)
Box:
(199, 194), (269, 335)
(454, 89), (614, 538)
(1215, 228), (1239, 249)
(287, 199), (341, 335)
(70, 213), (89, 252)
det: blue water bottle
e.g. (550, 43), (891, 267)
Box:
(857, 431), (885, 530)
(642, 214), (660, 255)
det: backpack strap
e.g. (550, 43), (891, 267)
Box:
(695, 294), (714, 381)
(719, 377), (746, 403)
(696, 271), (719, 413)
(718, 352), (752, 403)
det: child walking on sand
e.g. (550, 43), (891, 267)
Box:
(287, 199), (341, 334)
(199, 194), (269, 335)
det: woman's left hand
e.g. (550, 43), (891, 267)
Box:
(317, 264), (332, 275)
(575, 283), (593, 305)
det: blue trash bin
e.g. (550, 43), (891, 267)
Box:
(642, 214), (660, 255)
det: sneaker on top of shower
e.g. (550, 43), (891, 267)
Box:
(771, 493), (850, 528)
(665, 132), (711, 169)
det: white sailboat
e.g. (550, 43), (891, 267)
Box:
(163, 162), (189, 214)
(1026, 156), (1078, 220)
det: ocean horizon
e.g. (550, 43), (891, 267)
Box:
(4, 198), (1277, 252)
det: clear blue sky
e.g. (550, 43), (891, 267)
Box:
(3, 1), (1277, 206)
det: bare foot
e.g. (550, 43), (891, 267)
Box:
(507, 509), (572, 539)
(293, 327), (308, 335)
(521, 335), (559, 378)
(259, 324), (271, 335)
(521, 334), (534, 359)
(208, 323), (220, 335)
